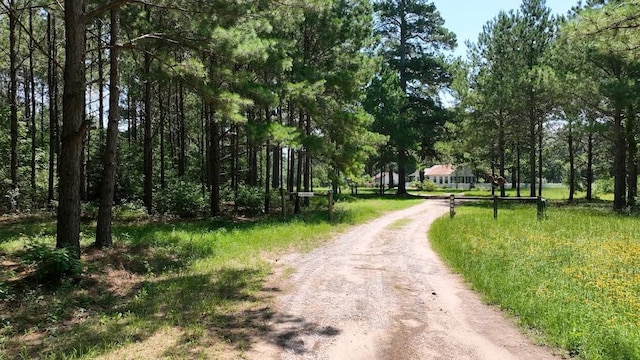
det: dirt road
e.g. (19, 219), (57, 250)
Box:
(248, 199), (562, 360)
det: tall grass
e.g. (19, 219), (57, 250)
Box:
(0, 194), (423, 359)
(429, 203), (640, 359)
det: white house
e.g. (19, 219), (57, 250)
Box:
(422, 164), (476, 189)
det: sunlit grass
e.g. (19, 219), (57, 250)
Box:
(429, 203), (640, 359)
(461, 186), (584, 200)
(0, 194), (423, 359)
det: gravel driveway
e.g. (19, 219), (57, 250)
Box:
(248, 199), (562, 360)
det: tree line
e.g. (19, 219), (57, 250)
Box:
(0, 0), (457, 258)
(1, 0), (638, 261)
(448, 0), (640, 210)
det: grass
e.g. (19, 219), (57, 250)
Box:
(429, 201), (640, 360)
(0, 192), (423, 359)
(460, 186), (584, 200)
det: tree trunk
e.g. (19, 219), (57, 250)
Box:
(143, 44), (153, 213)
(29, 9), (37, 200)
(379, 164), (385, 194)
(568, 120), (575, 202)
(397, 152), (407, 195)
(264, 109), (271, 213)
(24, 68), (33, 197)
(294, 148), (303, 213)
(529, 96), (536, 197)
(232, 124), (239, 208)
(303, 114), (311, 205)
(626, 105), (637, 208)
(247, 111), (258, 187)
(9, 0), (18, 192)
(515, 143), (521, 197)
(159, 87), (166, 190)
(613, 105), (627, 210)
(95, 8), (120, 249)
(131, 97), (138, 143)
(586, 116), (594, 201)
(57, 0), (86, 259)
(209, 110), (221, 216)
(538, 116), (543, 197)
(200, 102), (207, 196)
(47, 13), (58, 205)
(272, 145), (280, 189)
(97, 20), (105, 142)
(80, 98), (88, 201)
(178, 83), (186, 177)
(498, 113), (506, 197)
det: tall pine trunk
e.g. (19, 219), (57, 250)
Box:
(143, 47), (153, 213)
(97, 21), (105, 142)
(159, 87), (166, 190)
(538, 116), (543, 197)
(516, 141), (522, 196)
(209, 110), (220, 216)
(29, 9), (37, 200)
(95, 8), (120, 248)
(47, 13), (58, 205)
(303, 114), (311, 205)
(613, 105), (626, 210)
(294, 111), (303, 213)
(586, 128), (594, 201)
(498, 112), (506, 197)
(626, 105), (637, 208)
(264, 109), (271, 213)
(178, 82), (186, 177)
(528, 97), (536, 197)
(568, 120), (575, 202)
(9, 0), (18, 192)
(57, 0), (87, 259)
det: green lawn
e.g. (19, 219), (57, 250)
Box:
(429, 202), (640, 360)
(0, 194), (423, 359)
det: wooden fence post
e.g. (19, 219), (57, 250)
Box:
(450, 194), (455, 218)
(493, 195), (498, 220)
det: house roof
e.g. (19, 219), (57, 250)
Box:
(425, 164), (455, 176)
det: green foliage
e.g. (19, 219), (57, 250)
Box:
(594, 177), (615, 195)
(235, 185), (264, 213)
(81, 201), (99, 219)
(372, 0), (456, 192)
(113, 200), (148, 220)
(21, 241), (82, 281)
(414, 180), (437, 191)
(155, 181), (207, 218)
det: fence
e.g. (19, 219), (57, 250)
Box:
(446, 195), (547, 220)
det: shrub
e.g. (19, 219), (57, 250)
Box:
(414, 180), (437, 191)
(593, 177), (614, 195)
(113, 200), (148, 220)
(235, 185), (264, 212)
(21, 242), (82, 281)
(81, 201), (99, 219)
(155, 181), (206, 218)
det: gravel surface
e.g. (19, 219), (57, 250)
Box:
(248, 199), (563, 360)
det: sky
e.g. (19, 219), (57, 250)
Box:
(430, 0), (577, 58)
